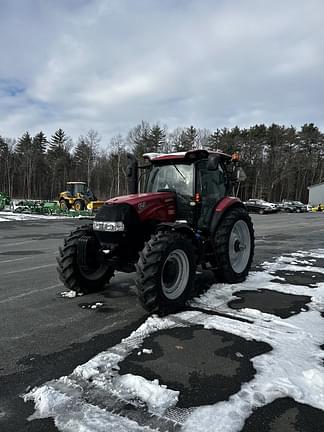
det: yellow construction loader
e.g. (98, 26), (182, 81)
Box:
(58, 182), (104, 212)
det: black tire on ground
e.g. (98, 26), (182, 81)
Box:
(135, 230), (196, 314)
(259, 208), (265, 215)
(57, 224), (114, 294)
(213, 207), (254, 283)
(59, 199), (69, 211)
(74, 199), (85, 211)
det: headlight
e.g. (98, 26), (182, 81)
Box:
(93, 221), (125, 232)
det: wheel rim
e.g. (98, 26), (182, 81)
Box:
(229, 220), (251, 274)
(75, 202), (82, 211)
(161, 249), (190, 300)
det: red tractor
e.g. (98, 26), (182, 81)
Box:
(57, 149), (254, 314)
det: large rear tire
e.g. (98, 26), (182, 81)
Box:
(135, 231), (196, 314)
(213, 207), (254, 283)
(57, 224), (114, 294)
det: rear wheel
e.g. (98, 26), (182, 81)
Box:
(135, 231), (196, 314)
(57, 224), (114, 294)
(213, 207), (254, 283)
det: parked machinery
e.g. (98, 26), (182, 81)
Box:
(58, 182), (104, 212)
(57, 150), (254, 314)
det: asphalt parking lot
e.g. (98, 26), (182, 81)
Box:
(0, 212), (323, 432)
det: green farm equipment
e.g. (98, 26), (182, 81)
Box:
(12, 199), (95, 217)
(0, 187), (100, 218)
(0, 193), (11, 210)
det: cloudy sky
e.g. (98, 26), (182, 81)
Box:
(1, 0), (323, 145)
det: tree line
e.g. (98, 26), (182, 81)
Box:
(0, 122), (323, 203)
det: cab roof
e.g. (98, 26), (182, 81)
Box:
(143, 149), (232, 162)
(66, 181), (87, 185)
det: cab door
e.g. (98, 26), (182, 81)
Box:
(196, 159), (228, 230)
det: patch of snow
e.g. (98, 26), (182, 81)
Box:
(24, 249), (324, 431)
(60, 291), (77, 298)
(114, 374), (179, 415)
(24, 384), (154, 432)
(0, 211), (68, 222)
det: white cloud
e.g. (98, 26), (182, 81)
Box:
(1, 0), (324, 143)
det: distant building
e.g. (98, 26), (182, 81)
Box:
(308, 182), (324, 205)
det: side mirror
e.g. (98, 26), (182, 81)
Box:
(207, 154), (220, 170)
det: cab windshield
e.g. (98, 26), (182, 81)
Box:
(146, 164), (193, 196)
(67, 183), (87, 195)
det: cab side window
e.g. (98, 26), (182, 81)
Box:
(197, 160), (227, 201)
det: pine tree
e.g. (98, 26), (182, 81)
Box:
(208, 129), (222, 151)
(148, 124), (166, 153)
(16, 132), (34, 198)
(47, 129), (71, 198)
(31, 132), (48, 198)
(173, 126), (196, 152)
(33, 131), (47, 153)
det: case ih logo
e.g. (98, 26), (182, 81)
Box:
(137, 202), (146, 211)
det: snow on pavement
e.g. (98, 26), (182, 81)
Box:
(24, 249), (324, 432)
(0, 211), (88, 222)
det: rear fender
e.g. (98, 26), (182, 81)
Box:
(210, 197), (245, 234)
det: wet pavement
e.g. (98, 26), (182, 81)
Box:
(119, 326), (272, 407)
(242, 398), (324, 432)
(270, 269), (324, 287)
(0, 212), (324, 431)
(228, 289), (311, 318)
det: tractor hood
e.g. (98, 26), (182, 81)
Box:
(104, 192), (176, 222)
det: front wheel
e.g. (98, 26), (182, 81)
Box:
(213, 207), (254, 283)
(135, 231), (196, 314)
(57, 224), (114, 294)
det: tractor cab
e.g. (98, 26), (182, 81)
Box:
(140, 149), (235, 230)
(66, 182), (88, 197)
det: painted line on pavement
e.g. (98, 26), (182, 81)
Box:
(0, 252), (58, 264)
(0, 256), (31, 264)
(0, 284), (62, 304)
(0, 239), (38, 247)
(3, 263), (56, 275)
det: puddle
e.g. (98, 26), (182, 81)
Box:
(228, 289), (311, 318)
(118, 326), (272, 408)
(242, 397), (324, 432)
(270, 270), (323, 287)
